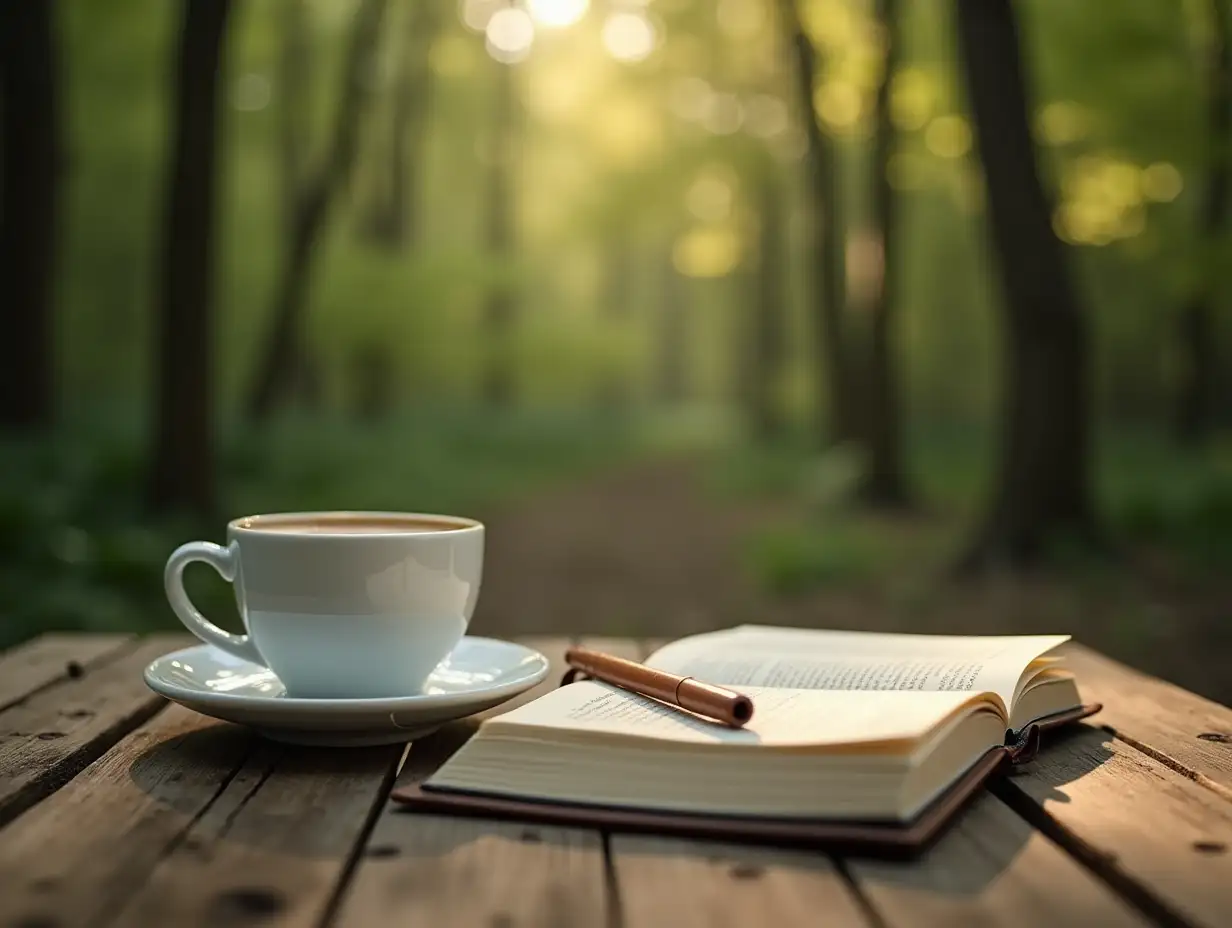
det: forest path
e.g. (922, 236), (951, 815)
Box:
(466, 456), (1232, 705)
(469, 455), (769, 642)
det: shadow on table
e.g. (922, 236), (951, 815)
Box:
(850, 723), (1115, 897)
(373, 719), (1115, 891)
(123, 713), (1113, 893)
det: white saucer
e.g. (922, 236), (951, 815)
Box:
(143, 636), (550, 747)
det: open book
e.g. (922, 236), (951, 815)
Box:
(398, 626), (1099, 851)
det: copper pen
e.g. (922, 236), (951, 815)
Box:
(563, 646), (755, 728)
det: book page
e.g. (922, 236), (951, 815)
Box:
(487, 679), (999, 750)
(645, 625), (1069, 709)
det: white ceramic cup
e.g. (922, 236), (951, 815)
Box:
(163, 511), (484, 699)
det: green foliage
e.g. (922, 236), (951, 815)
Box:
(743, 519), (893, 594)
(0, 408), (642, 650)
(725, 426), (1232, 596)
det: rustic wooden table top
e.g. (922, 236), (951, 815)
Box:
(0, 632), (1230, 927)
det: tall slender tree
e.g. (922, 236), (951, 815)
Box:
(859, 0), (911, 507)
(954, 0), (1100, 566)
(480, 56), (520, 408)
(596, 231), (635, 411)
(779, 0), (855, 446)
(655, 245), (689, 405)
(0, 2), (62, 432)
(1175, 0), (1231, 445)
(360, 0), (442, 248)
(149, 0), (231, 516)
(746, 165), (788, 441)
(277, 0), (309, 240)
(246, 0), (389, 422)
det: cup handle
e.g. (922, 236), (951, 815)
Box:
(164, 541), (264, 665)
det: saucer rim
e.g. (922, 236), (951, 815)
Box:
(143, 635), (550, 712)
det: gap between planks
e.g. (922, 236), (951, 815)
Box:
(0, 632), (135, 712)
(1059, 642), (1232, 801)
(330, 635), (609, 927)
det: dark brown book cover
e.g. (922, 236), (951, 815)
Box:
(390, 703), (1102, 858)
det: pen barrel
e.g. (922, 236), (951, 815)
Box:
(676, 678), (755, 727)
(563, 646), (755, 728)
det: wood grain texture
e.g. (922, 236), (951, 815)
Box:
(334, 636), (610, 926)
(0, 632), (133, 711)
(602, 638), (870, 928)
(1062, 642), (1232, 797)
(335, 808), (607, 926)
(0, 633), (188, 827)
(611, 834), (871, 928)
(849, 793), (1150, 928)
(107, 739), (402, 927)
(996, 724), (1232, 928)
(0, 706), (253, 928)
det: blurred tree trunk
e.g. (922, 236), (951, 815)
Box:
(596, 232), (633, 411)
(480, 59), (519, 408)
(360, 0), (440, 248)
(150, 0), (230, 517)
(1175, 0), (1230, 446)
(954, 0), (1099, 568)
(349, 340), (395, 421)
(747, 169), (787, 442)
(276, 0), (325, 412)
(0, 2), (61, 432)
(246, 0), (388, 423)
(278, 0), (308, 241)
(779, 0), (855, 446)
(655, 250), (688, 405)
(858, 0), (911, 507)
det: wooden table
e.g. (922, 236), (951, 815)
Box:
(1, 633), (1230, 927)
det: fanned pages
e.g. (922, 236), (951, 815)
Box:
(417, 625), (1092, 827)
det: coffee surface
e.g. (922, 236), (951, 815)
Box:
(240, 515), (470, 534)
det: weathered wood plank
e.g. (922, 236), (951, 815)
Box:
(336, 795), (607, 927)
(848, 792), (1150, 928)
(107, 739), (401, 927)
(611, 834), (870, 928)
(0, 632), (133, 711)
(333, 638), (609, 926)
(0, 706), (253, 927)
(0, 633), (189, 827)
(995, 724), (1232, 928)
(1062, 642), (1232, 798)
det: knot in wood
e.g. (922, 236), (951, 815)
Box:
(1197, 732), (1232, 744)
(729, 863), (764, 880)
(211, 887), (286, 920)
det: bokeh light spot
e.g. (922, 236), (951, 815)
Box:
(717, 0), (765, 39)
(815, 82), (862, 131)
(233, 74), (271, 112)
(1142, 162), (1183, 202)
(890, 68), (934, 131)
(925, 115), (972, 159)
(527, 0), (588, 29)
(602, 11), (657, 63)
(673, 226), (741, 278)
(461, 0), (504, 33)
(687, 171), (735, 222)
(1036, 101), (1089, 145)
(486, 7), (535, 64)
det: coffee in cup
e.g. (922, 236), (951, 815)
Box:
(163, 511), (484, 699)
